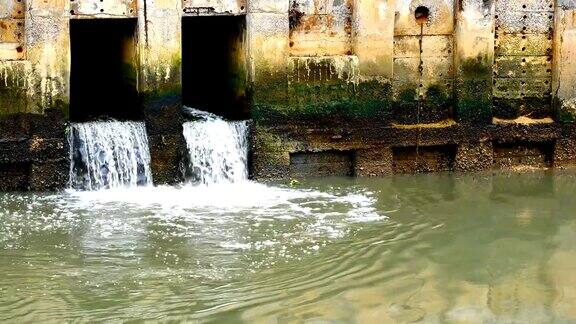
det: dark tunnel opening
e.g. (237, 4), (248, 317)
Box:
(70, 18), (140, 122)
(182, 16), (249, 120)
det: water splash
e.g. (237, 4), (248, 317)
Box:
(69, 121), (153, 190)
(182, 108), (249, 185)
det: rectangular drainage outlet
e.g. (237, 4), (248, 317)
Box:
(493, 142), (553, 169)
(182, 16), (248, 120)
(70, 18), (139, 122)
(289, 151), (354, 177)
(392, 145), (456, 174)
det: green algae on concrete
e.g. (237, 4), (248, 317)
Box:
(252, 125), (291, 178)
(392, 86), (418, 124)
(139, 56), (185, 186)
(253, 125), (288, 164)
(393, 83), (453, 124)
(459, 55), (492, 79)
(422, 83), (453, 122)
(252, 80), (391, 123)
(0, 88), (27, 115)
(556, 98), (576, 124)
(140, 56), (182, 96)
(355, 80), (392, 118)
(456, 56), (492, 124)
(457, 79), (492, 123)
(250, 55), (393, 123)
(0, 62), (29, 116)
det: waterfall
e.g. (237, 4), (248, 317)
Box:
(69, 121), (153, 190)
(182, 108), (249, 185)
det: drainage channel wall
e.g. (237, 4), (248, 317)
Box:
(1, 0), (576, 190)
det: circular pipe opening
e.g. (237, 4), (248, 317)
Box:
(415, 6), (430, 24)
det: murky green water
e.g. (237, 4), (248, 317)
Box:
(1, 171), (576, 322)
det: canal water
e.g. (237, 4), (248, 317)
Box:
(1, 171), (575, 322)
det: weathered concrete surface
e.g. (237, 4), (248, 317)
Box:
(250, 0), (392, 123)
(554, 2), (576, 122)
(289, 0), (353, 56)
(247, 7), (290, 120)
(392, 0), (455, 124)
(455, 0), (494, 123)
(0, 0), (26, 60)
(250, 118), (573, 179)
(70, 0), (138, 17)
(0, 109), (68, 191)
(250, 0), (576, 180)
(0, 0), (187, 190)
(494, 0), (554, 119)
(183, 0), (246, 15)
(137, 0), (186, 185)
(0, 0), (69, 191)
(353, 0), (394, 79)
(3, 0), (576, 190)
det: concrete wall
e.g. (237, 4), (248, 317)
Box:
(2, 0), (576, 190)
(247, 0), (576, 124)
(249, 0), (576, 179)
(183, 0), (246, 15)
(554, 0), (576, 121)
(494, 0), (554, 119)
(1, 0), (574, 123)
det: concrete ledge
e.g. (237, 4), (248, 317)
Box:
(251, 118), (576, 179)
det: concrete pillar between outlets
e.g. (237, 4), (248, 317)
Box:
(454, 0), (494, 124)
(553, 4), (576, 122)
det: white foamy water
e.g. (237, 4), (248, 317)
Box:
(182, 108), (249, 185)
(69, 121), (153, 190)
(62, 110), (384, 249)
(63, 181), (384, 247)
(67, 182), (380, 219)
(64, 111), (382, 247)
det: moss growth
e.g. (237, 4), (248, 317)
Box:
(253, 126), (288, 163)
(493, 98), (521, 119)
(555, 98), (576, 124)
(426, 84), (451, 108)
(492, 97), (553, 120)
(252, 72), (288, 107)
(140, 55), (182, 95)
(139, 57), (183, 132)
(0, 88), (27, 115)
(455, 56), (493, 123)
(393, 84), (453, 124)
(392, 86), (418, 124)
(250, 60), (386, 121)
(459, 55), (492, 79)
(141, 86), (182, 103)
(139, 56), (183, 103)
(356, 80), (392, 117)
(397, 87), (417, 103)
(557, 109), (575, 123)
(456, 79), (492, 123)
(252, 79), (392, 123)
(520, 97), (553, 119)
(422, 84), (453, 123)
